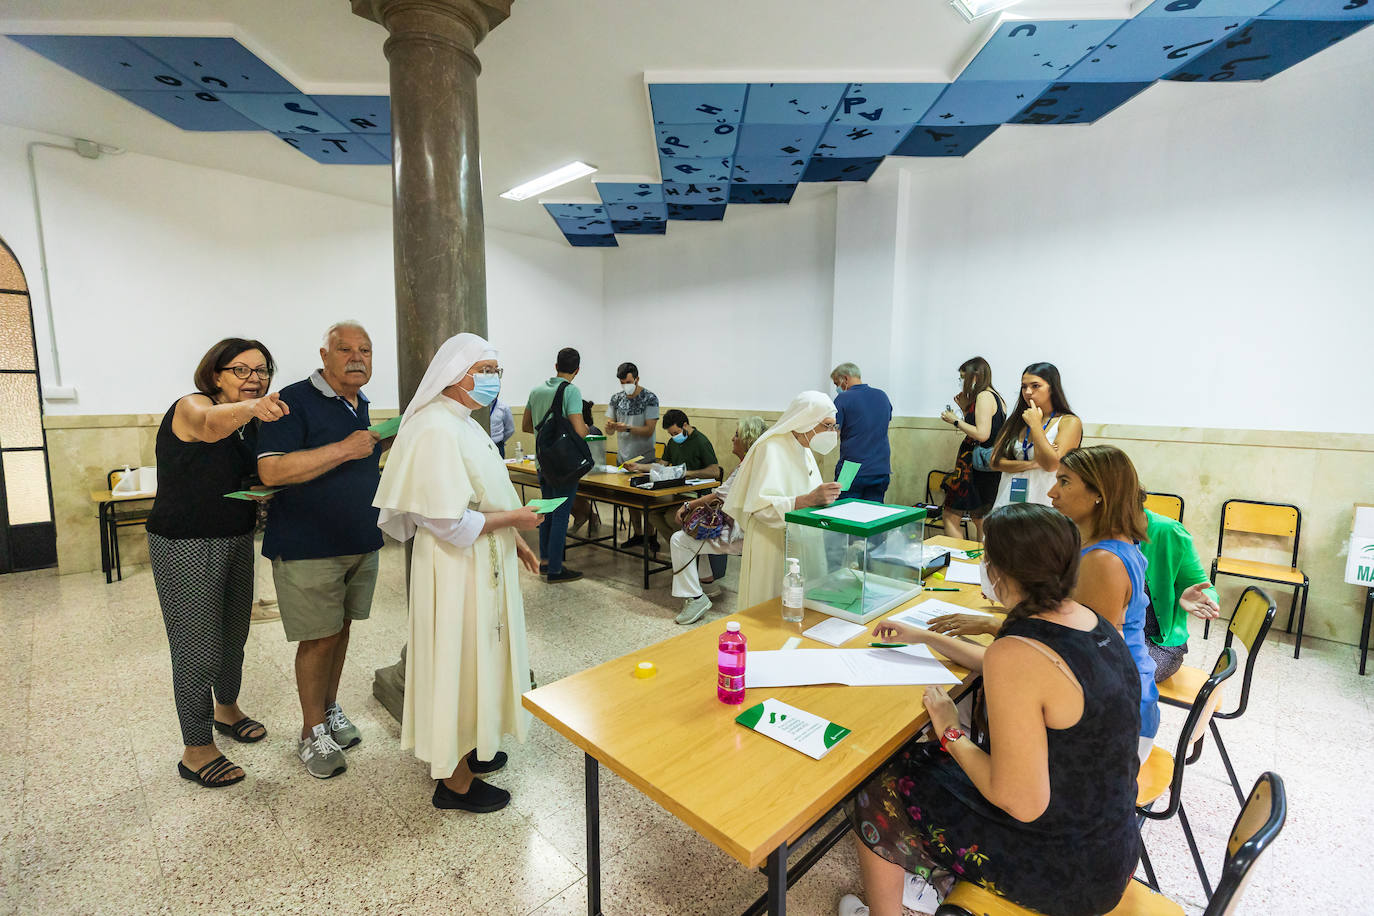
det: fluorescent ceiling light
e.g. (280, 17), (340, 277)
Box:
(501, 161), (597, 201)
(949, 0), (1026, 22)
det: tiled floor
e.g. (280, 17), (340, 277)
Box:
(2, 533), (1367, 915)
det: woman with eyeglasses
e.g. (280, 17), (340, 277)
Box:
(146, 338), (289, 788)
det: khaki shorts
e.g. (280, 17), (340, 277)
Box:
(272, 551), (379, 642)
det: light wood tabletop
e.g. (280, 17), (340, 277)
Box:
(90, 489), (157, 504)
(523, 534), (997, 871)
(506, 459), (719, 500)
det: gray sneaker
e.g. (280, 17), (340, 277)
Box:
(298, 723), (347, 779)
(675, 594), (712, 625)
(326, 702), (361, 749)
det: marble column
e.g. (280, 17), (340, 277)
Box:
(352, 0), (513, 721)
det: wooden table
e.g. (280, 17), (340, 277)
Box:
(524, 535), (996, 915)
(90, 489), (157, 583)
(506, 459), (720, 588)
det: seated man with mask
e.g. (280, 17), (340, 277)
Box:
(625, 409), (722, 551)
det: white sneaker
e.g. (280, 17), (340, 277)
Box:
(675, 594), (712, 625)
(325, 702), (361, 749)
(298, 723), (347, 779)
(837, 894), (869, 916)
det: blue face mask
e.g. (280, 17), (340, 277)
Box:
(671, 431), (687, 444)
(469, 373), (501, 407)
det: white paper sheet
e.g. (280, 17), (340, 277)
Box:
(812, 502), (907, 524)
(888, 599), (996, 630)
(744, 648), (959, 688)
(802, 617), (867, 647)
(943, 561), (982, 585)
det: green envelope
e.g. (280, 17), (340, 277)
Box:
(368, 416), (401, 438)
(527, 497), (568, 515)
(836, 460), (861, 490)
(224, 488), (281, 500)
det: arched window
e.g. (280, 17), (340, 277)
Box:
(0, 237), (56, 572)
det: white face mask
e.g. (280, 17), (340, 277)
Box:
(620, 382), (636, 396)
(979, 558), (1002, 607)
(808, 429), (839, 455)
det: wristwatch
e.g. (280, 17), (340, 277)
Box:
(940, 727), (966, 753)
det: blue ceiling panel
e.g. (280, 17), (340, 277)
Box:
(742, 83), (847, 125)
(813, 121), (912, 157)
(357, 133), (393, 161)
(219, 92), (347, 133)
(567, 234), (618, 248)
(1165, 17), (1370, 81)
(1012, 81), (1153, 124)
(595, 182), (664, 204)
(957, 20), (1126, 81)
(654, 122), (739, 158)
(113, 89), (261, 130)
(611, 219), (667, 235)
(1064, 17), (1250, 81)
(279, 134), (389, 164)
(129, 37), (296, 93)
(658, 155), (732, 184)
(312, 95), (390, 133)
(731, 156), (808, 184)
(890, 124), (999, 157)
(660, 180), (730, 204)
(648, 83), (748, 124)
(728, 183), (798, 204)
(734, 123), (825, 158)
(544, 203), (608, 220)
(9, 35), (194, 91)
(919, 81), (1050, 126)
(830, 83), (947, 126)
(605, 202), (667, 221)
(1260, 0), (1374, 18)
(1138, 0), (1275, 16)
(667, 203), (728, 220)
(554, 215), (613, 235)
(801, 156), (885, 182)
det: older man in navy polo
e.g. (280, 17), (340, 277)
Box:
(258, 321), (384, 779)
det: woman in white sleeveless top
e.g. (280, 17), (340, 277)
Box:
(991, 362), (1083, 509)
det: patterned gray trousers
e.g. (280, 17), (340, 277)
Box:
(148, 533), (254, 746)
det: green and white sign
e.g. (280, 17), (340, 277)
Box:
(735, 698), (851, 760)
(1346, 536), (1374, 586)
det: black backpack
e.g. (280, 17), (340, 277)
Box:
(534, 381), (593, 488)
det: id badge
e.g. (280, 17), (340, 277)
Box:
(1009, 477), (1029, 504)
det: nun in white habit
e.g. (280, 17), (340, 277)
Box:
(722, 391), (842, 610)
(373, 333), (542, 813)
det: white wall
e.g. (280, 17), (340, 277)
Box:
(0, 122), (602, 415)
(600, 192), (837, 413)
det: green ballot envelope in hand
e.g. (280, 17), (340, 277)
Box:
(224, 488), (282, 501)
(368, 416), (401, 439)
(836, 460), (861, 491)
(526, 497), (568, 515)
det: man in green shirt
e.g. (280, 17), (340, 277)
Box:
(626, 409), (722, 550)
(1141, 508), (1221, 680)
(522, 347), (588, 582)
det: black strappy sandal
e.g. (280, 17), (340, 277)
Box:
(177, 755), (245, 788)
(213, 717), (267, 743)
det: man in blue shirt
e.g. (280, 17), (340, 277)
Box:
(258, 321), (384, 779)
(488, 394), (514, 457)
(830, 361), (893, 503)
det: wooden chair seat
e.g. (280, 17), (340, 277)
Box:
(1156, 665), (1209, 707)
(941, 877), (1183, 916)
(1215, 556), (1305, 585)
(1136, 745), (1173, 808)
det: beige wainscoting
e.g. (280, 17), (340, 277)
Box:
(46, 409), (1372, 647)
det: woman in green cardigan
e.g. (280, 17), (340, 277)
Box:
(1140, 508), (1221, 680)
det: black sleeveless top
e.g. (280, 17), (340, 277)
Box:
(145, 397), (258, 539)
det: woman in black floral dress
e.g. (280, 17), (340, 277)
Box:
(940, 357), (1005, 541)
(845, 504), (1141, 916)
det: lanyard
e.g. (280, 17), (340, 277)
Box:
(1021, 413), (1056, 461)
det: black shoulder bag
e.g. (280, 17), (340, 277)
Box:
(534, 381), (593, 488)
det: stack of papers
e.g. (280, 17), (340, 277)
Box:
(887, 599), (996, 630)
(802, 618), (867, 647)
(744, 646), (958, 688)
(942, 561), (982, 585)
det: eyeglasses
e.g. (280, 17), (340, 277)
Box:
(471, 367), (504, 378)
(818, 422), (839, 432)
(219, 365), (272, 380)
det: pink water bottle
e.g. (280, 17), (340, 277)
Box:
(717, 621), (747, 704)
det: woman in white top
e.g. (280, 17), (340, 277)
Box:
(990, 362), (1082, 509)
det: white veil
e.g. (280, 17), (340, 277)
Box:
(400, 332), (499, 428)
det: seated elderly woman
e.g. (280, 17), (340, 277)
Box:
(841, 504), (1141, 916)
(668, 415), (766, 626)
(721, 391), (842, 610)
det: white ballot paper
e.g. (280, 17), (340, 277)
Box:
(745, 647), (958, 688)
(943, 561), (982, 585)
(812, 502), (907, 525)
(802, 617), (868, 647)
(888, 599), (997, 630)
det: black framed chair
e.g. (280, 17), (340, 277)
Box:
(936, 771), (1286, 916)
(924, 469), (967, 539)
(102, 468), (154, 582)
(1159, 586), (1276, 805)
(1207, 499), (1308, 659)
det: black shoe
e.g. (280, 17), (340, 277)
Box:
(620, 534), (644, 549)
(464, 749), (508, 774)
(433, 778), (510, 813)
(648, 535), (661, 555)
(546, 567), (583, 583)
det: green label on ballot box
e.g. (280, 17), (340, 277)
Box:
(368, 416), (402, 439)
(527, 497), (568, 515)
(735, 698), (851, 760)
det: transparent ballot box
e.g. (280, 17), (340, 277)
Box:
(783, 500), (929, 624)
